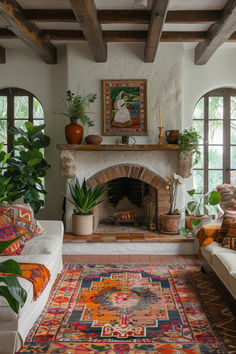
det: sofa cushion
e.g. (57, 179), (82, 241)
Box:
(0, 253), (59, 321)
(216, 184), (236, 211)
(0, 214), (23, 255)
(212, 253), (236, 285)
(201, 241), (236, 264)
(20, 234), (62, 256)
(216, 210), (236, 242)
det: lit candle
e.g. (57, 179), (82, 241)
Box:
(159, 104), (162, 127)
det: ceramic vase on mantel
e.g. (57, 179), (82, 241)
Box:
(65, 122), (84, 144)
(159, 214), (181, 234)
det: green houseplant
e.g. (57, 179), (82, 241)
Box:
(60, 89), (97, 144)
(159, 173), (184, 234)
(4, 122), (50, 214)
(0, 142), (11, 204)
(65, 178), (107, 235)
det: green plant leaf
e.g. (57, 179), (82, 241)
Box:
(0, 276), (27, 306)
(0, 235), (24, 254)
(208, 190), (221, 205)
(192, 219), (202, 228)
(179, 227), (189, 237)
(0, 286), (20, 313)
(0, 259), (22, 275)
(187, 189), (195, 196)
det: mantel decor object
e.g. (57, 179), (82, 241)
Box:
(102, 79), (147, 136)
(159, 127), (163, 144)
(165, 130), (179, 144)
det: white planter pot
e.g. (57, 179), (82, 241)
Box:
(72, 214), (93, 235)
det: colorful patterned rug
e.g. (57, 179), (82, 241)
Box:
(18, 264), (236, 353)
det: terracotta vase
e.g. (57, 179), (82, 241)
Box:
(165, 130), (179, 144)
(160, 214), (181, 234)
(85, 135), (103, 145)
(185, 215), (207, 231)
(65, 122), (84, 144)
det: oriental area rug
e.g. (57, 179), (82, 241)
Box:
(18, 264), (236, 353)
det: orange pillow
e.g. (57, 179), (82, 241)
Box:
(0, 214), (23, 255)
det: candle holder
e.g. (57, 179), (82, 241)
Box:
(159, 126), (163, 144)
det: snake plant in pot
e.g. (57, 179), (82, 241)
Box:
(65, 178), (107, 235)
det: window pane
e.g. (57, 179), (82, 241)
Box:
(231, 146), (236, 169)
(194, 145), (204, 168)
(193, 120), (204, 144)
(193, 98), (204, 119)
(0, 97), (7, 118)
(14, 96), (28, 118)
(208, 170), (223, 191)
(231, 120), (236, 144)
(208, 146), (223, 169)
(193, 170), (204, 193)
(15, 120), (28, 130)
(0, 120), (7, 144)
(33, 119), (44, 126)
(208, 121), (223, 144)
(33, 98), (44, 119)
(231, 97), (236, 120)
(209, 97), (223, 120)
(230, 170), (236, 185)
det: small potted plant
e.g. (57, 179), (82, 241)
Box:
(180, 189), (221, 236)
(178, 127), (201, 178)
(65, 178), (107, 235)
(60, 89), (97, 144)
(160, 173), (184, 234)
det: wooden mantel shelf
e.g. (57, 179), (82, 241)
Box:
(57, 144), (180, 151)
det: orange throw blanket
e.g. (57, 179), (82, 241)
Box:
(1, 263), (50, 300)
(196, 225), (220, 257)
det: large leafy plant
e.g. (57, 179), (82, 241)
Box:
(66, 178), (107, 215)
(186, 189), (221, 217)
(178, 127), (201, 165)
(0, 142), (11, 204)
(60, 89), (97, 126)
(165, 173), (184, 215)
(4, 122), (50, 213)
(0, 236), (27, 313)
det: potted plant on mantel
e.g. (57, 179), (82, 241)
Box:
(65, 178), (107, 235)
(178, 127), (201, 178)
(159, 173), (184, 234)
(60, 89), (97, 144)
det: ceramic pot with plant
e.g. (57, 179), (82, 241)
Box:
(178, 127), (201, 178)
(65, 178), (107, 235)
(60, 89), (97, 144)
(160, 173), (184, 234)
(180, 189), (221, 236)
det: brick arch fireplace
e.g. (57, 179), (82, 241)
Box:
(87, 164), (170, 231)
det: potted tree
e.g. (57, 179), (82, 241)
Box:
(60, 89), (97, 144)
(160, 173), (184, 234)
(66, 178), (107, 235)
(178, 127), (201, 178)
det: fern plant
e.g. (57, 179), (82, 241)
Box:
(66, 178), (107, 215)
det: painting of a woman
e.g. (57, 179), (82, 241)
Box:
(112, 91), (132, 127)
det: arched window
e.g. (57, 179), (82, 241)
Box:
(0, 87), (44, 153)
(193, 88), (236, 211)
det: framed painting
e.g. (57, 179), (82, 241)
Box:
(102, 79), (147, 136)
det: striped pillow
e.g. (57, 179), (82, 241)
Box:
(216, 210), (236, 243)
(221, 221), (236, 250)
(216, 184), (236, 211)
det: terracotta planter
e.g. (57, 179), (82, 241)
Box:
(185, 215), (207, 231)
(160, 214), (181, 234)
(65, 122), (84, 144)
(72, 214), (93, 235)
(85, 135), (103, 145)
(165, 130), (179, 144)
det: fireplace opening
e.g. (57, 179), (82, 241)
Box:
(94, 177), (158, 232)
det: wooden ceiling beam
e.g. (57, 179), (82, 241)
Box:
(24, 9), (221, 24)
(69, 0), (107, 62)
(0, 45), (5, 63)
(0, 0), (57, 64)
(195, 0), (236, 65)
(144, 0), (169, 62)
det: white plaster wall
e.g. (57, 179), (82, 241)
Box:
(0, 44), (67, 220)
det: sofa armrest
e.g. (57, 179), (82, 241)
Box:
(39, 220), (64, 238)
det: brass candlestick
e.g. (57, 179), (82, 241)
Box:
(159, 126), (163, 144)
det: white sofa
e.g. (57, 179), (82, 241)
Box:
(201, 241), (236, 301)
(0, 220), (64, 354)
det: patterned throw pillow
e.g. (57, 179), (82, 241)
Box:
(216, 184), (236, 211)
(216, 210), (236, 243)
(0, 214), (23, 255)
(221, 221), (236, 250)
(0, 204), (45, 244)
